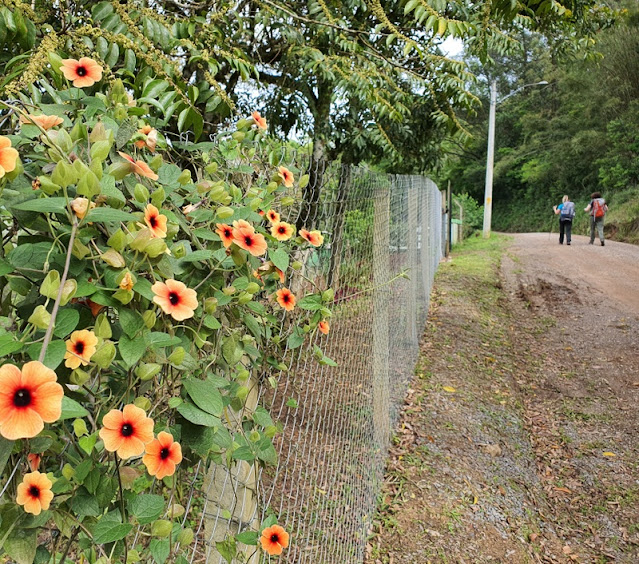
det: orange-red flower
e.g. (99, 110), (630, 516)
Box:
(135, 124), (158, 152)
(27, 453), (41, 472)
(251, 111), (267, 130)
(87, 299), (104, 317)
(70, 197), (95, 219)
(318, 320), (330, 335)
(216, 223), (235, 248)
(99, 404), (154, 459)
(266, 209), (280, 224)
(276, 288), (296, 312)
(275, 268), (285, 283)
(16, 471), (54, 515)
(260, 525), (289, 556)
(233, 219), (254, 232)
(142, 431), (183, 479)
(300, 228), (324, 247)
(278, 166), (294, 188)
(152, 279), (198, 321)
(0, 361), (64, 441)
(233, 224), (268, 257)
(271, 221), (294, 242)
(60, 57), (103, 88)
(144, 204), (168, 238)
(64, 329), (98, 370)
(117, 152), (159, 181)
(20, 114), (64, 130)
(0, 136), (19, 180)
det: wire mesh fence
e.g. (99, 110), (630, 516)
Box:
(194, 165), (444, 563)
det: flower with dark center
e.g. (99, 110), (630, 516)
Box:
(215, 223), (235, 248)
(233, 223), (268, 256)
(300, 228), (324, 247)
(151, 279), (198, 321)
(60, 57), (103, 88)
(143, 431), (183, 479)
(260, 525), (289, 555)
(251, 111), (267, 130)
(276, 288), (296, 312)
(0, 361), (63, 440)
(277, 166), (294, 188)
(16, 471), (54, 515)
(270, 221), (294, 242)
(64, 330), (98, 370)
(144, 204), (168, 238)
(99, 404), (154, 459)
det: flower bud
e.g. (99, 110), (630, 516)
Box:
(130, 229), (153, 252)
(322, 289), (335, 302)
(266, 181), (278, 193)
(134, 183), (149, 203)
(237, 370), (250, 382)
(178, 170), (191, 185)
(150, 187), (165, 207)
(216, 206), (234, 219)
(51, 160), (76, 188)
(101, 249), (126, 268)
(149, 155), (163, 170)
(232, 131), (245, 142)
(38, 175), (61, 195)
(142, 310), (156, 329)
(236, 386), (249, 402)
(235, 118), (250, 130)
(237, 292), (252, 305)
(291, 261), (303, 271)
(136, 363), (161, 381)
(249, 198), (262, 211)
(245, 282), (260, 294)
(168, 347), (185, 366)
(62, 464), (74, 480)
(114, 106), (128, 121)
(108, 161), (132, 181)
(134, 397), (152, 411)
(70, 369), (90, 386)
(264, 425), (278, 438)
(113, 289), (134, 305)
(249, 430), (260, 442)
(107, 229), (127, 252)
(151, 520), (173, 538)
(93, 341), (116, 368)
(204, 298), (218, 314)
(222, 286), (236, 296)
(177, 528), (194, 546)
(126, 549), (141, 563)
(40, 270), (61, 299)
(73, 418), (89, 437)
(281, 197), (295, 206)
(94, 313), (112, 339)
(173, 243), (186, 258)
(204, 162), (218, 174)
(144, 238), (167, 258)
(28, 305), (51, 330)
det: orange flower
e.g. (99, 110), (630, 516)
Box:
(0, 136), (19, 180)
(278, 166), (294, 188)
(20, 114), (64, 130)
(86, 299), (104, 317)
(258, 210), (265, 216)
(60, 57), (103, 88)
(142, 431), (183, 479)
(0, 361), (64, 441)
(27, 453), (41, 472)
(260, 525), (289, 556)
(232, 219), (254, 232)
(70, 197), (95, 219)
(99, 404), (154, 459)
(152, 279), (198, 321)
(271, 221), (294, 242)
(233, 224), (268, 257)
(266, 209), (280, 224)
(318, 320), (330, 335)
(135, 124), (158, 152)
(275, 268), (285, 284)
(216, 223), (235, 248)
(64, 329), (98, 370)
(117, 152), (159, 181)
(16, 471), (54, 515)
(299, 229), (324, 247)
(251, 111), (267, 130)
(144, 204), (168, 238)
(276, 288), (296, 312)
(119, 272), (134, 291)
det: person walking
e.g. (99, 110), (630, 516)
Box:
(584, 191), (608, 246)
(553, 195), (575, 245)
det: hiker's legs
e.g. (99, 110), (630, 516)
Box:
(596, 218), (604, 242)
(589, 216), (596, 243)
(559, 220), (565, 244)
(565, 220), (572, 244)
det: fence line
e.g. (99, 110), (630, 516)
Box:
(198, 166), (443, 562)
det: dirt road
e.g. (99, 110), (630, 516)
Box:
(367, 233), (639, 564)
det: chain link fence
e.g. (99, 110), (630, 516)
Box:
(195, 165), (443, 563)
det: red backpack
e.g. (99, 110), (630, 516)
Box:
(592, 198), (606, 218)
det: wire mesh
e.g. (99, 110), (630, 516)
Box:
(197, 165), (443, 563)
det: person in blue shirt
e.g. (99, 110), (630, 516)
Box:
(553, 195), (575, 245)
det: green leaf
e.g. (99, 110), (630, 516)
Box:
(232, 446), (255, 461)
(256, 438), (277, 464)
(52, 308), (80, 338)
(12, 197), (67, 214)
(286, 328), (304, 349)
(297, 294), (324, 310)
(235, 530), (258, 545)
(119, 333), (146, 367)
(269, 248), (289, 272)
(84, 208), (137, 223)
(146, 332), (182, 347)
(60, 396), (89, 420)
(157, 164), (182, 186)
(216, 537), (237, 564)
(118, 308), (145, 338)
(183, 378), (223, 416)
(69, 488), (100, 517)
(150, 538), (170, 564)
(0, 335), (23, 358)
(176, 402), (221, 427)
(115, 117), (138, 149)
(27, 340), (66, 370)
(128, 494), (165, 525)
(0, 436), (13, 478)
(203, 315), (221, 330)
(5, 527), (37, 564)
(133, 277), (155, 300)
(92, 519), (133, 544)
(178, 250), (215, 263)
(0, 258), (12, 276)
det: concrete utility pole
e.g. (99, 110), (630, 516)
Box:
(482, 80), (548, 238)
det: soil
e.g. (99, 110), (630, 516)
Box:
(366, 233), (639, 564)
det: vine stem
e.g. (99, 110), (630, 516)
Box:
(114, 454), (129, 562)
(38, 220), (78, 363)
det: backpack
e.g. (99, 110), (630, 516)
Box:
(592, 198), (606, 218)
(560, 201), (575, 219)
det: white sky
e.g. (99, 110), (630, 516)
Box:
(441, 36), (464, 58)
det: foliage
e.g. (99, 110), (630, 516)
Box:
(0, 60), (332, 562)
(453, 193), (483, 238)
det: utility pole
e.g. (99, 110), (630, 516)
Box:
(482, 79), (497, 238)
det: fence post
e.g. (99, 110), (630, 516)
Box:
(372, 181), (391, 451)
(406, 178), (418, 347)
(203, 375), (260, 563)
